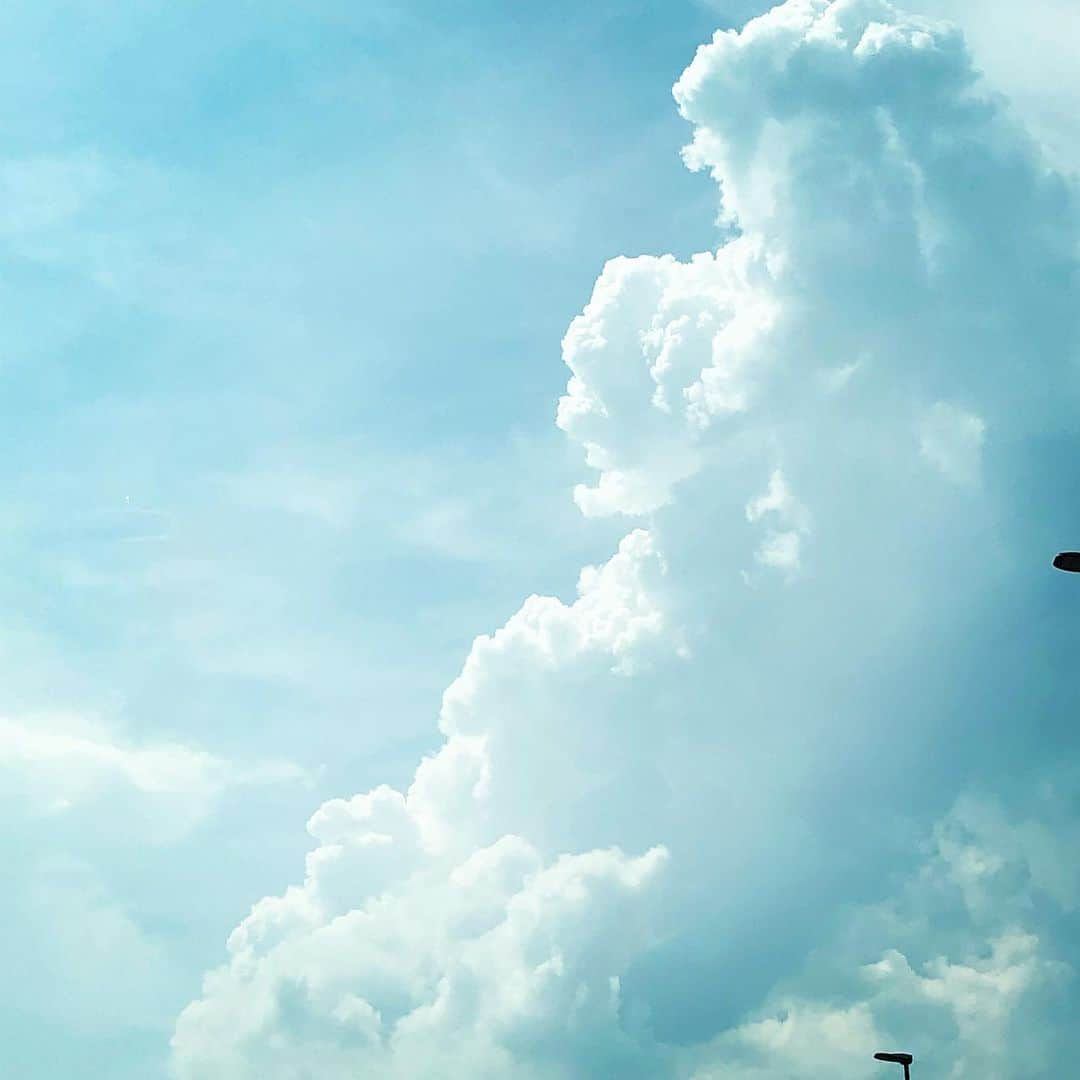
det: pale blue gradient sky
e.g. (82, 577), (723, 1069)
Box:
(2, 2), (1079, 1078)
(0, 4), (734, 1074)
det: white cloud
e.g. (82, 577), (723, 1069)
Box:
(558, 242), (778, 517)
(172, 528), (674, 1078)
(934, 791), (1080, 916)
(920, 0), (1080, 175)
(174, 0), (1080, 1075)
(9, 855), (181, 1034)
(0, 711), (309, 1052)
(1, 714), (223, 802)
(745, 469), (811, 577)
(687, 790), (1077, 1079)
(919, 401), (986, 485)
(173, 832), (668, 1079)
(690, 1002), (883, 1079)
(0, 712), (306, 829)
(694, 933), (1062, 1080)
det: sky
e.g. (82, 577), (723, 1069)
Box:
(2, 1), (1079, 1077)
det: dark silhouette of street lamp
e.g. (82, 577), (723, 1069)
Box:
(874, 1051), (913, 1079)
(1053, 552), (1080, 572)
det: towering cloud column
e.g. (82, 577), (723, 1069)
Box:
(174, 3), (1080, 1077)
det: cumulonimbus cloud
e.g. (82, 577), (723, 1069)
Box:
(173, 2), (1080, 1076)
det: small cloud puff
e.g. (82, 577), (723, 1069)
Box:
(745, 470), (811, 578)
(919, 401), (986, 485)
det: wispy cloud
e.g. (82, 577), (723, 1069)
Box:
(0, 712), (308, 826)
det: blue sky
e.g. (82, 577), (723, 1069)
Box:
(2, 2), (1080, 1078)
(0, 2), (730, 1073)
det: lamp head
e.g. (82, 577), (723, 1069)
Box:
(874, 1052), (913, 1066)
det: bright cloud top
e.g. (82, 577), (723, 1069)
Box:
(173, 2), (1080, 1077)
